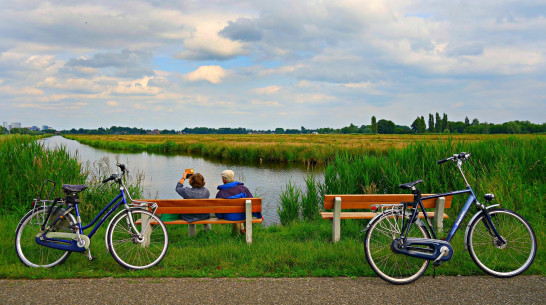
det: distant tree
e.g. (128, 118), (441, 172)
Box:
(0, 126), (5, 134)
(377, 119), (396, 134)
(341, 123), (361, 134)
(465, 117), (470, 126)
(472, 118), (480, 125)
(435, 112), (441, 132)
(301, 126), (307, 134)
(442, 113), (448, 131)
(371, 116), (378, 134)
(411, 117), (426, 133)
(275, 128), (285, 134)
(428, 114), (434, 132)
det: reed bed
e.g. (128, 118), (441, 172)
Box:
(63, 134), (522, 164)
(0, 135), (144, 218)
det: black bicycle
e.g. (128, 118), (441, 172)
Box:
(363, 152), (537, 284)
(15, 164), (169, 269)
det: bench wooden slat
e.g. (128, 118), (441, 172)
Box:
(320, 212), (449, 220)
(138, 198), (262, 207)
(323, 194), (453, 210)
(136, 217), (263, 225)
(154, 206), (262, 214)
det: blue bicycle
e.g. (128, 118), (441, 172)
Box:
(363, 153), (537, 284)
(15, 164), (169, 269)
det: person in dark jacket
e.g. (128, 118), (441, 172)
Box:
(162, 171), (211, 231)
(215, 170), (262, 233)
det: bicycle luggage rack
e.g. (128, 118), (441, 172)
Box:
(31, 179), (62, 225)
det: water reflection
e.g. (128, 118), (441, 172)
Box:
(40, 136), (323, 225)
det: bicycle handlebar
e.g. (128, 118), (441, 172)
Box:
(102, 175), (115, 183)
(102, 164), (127, 184)
(437, 152), (471, 165)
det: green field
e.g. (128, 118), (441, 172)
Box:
(63, 133), (533, 163)
(0, 134), (543, 278)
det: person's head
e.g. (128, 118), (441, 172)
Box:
(189, 173), (205, 188)
(221, 170), (235, 184)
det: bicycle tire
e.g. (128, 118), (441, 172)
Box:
(107, 209), (168, 269)
(15, 207), (76, 268)
(468, 208), (536, 277)
(364, 212), (431, 284)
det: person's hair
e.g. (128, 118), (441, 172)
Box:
(221, 170), (235, 183)
(189, 173), (205, 188)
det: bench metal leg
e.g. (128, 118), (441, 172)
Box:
(203, 224), (211, 232)
(245, 199), (252, 244)
(188, 224), (197, 237)
(333, 197), (341, 243)
(434, 197), (445, 234)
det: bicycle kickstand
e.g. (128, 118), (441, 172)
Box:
(85, 248), (94, 261)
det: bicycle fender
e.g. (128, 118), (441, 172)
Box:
(463, 204), (500, 252)
(361, 213), (384, 233)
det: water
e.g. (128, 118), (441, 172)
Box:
(40, 136), (322, 225)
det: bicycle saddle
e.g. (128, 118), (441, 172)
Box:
(62, 184), (88, 194)
(398, 179), (423, 190)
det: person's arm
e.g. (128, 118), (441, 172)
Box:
(175, 169), (192, 198)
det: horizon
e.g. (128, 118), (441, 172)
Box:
(1, 1), (545, 130)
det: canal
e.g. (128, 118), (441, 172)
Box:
(40, 136), (322, 225)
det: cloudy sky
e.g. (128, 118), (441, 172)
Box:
(1, 0), (545, 130)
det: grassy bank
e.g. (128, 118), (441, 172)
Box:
(0, 134), (543, 278)
(63, 134), (524, 164)
(1, 216), (542, 279)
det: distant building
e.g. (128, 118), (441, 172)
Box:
(30, 126), (40, 131)
(11, 122), (21, 129)
(42, 125), (49, 131)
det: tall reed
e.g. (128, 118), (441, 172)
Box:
(0, 135), (84, 215)
(278, 181), (301, 225)
(0, 135), (145, 218)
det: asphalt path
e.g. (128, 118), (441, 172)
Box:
(1, 276), (544, 304)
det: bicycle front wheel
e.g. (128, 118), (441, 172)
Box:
(107, 209), (168, 269)
(364, 212), (431, 285)
(15, 207), (76, 267)
(468, 208), (536, 277)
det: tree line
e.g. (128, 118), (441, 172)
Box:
(4, 116), (544, 136)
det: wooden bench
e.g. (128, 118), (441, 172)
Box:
(136, 198), (262, 244)
(320, 194), (453, 243)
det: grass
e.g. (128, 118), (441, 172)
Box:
(1, 217), (542, 278)
(63, 134), (533, 164)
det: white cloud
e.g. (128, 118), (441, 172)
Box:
(106, 100), (118, 106)
(185, 66), (227, 84)
(253, 85), (281, 95)
(251, 100), (280, 107)
(0, 85), (44, 96)
(111, 77), (161, 95)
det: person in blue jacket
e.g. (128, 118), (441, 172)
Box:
(215, 170), (262, 233)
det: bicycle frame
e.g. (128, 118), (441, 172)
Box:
(43, 182), (142, 248)
(402, 186), (504, 246)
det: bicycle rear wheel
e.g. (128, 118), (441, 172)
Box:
(107, 209), (168, 269)
(364, 212), (431, 284)
(468, 208), (536, 277)
(15, 207), (76, 267)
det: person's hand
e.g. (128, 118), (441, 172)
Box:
(182, 168), (193, 180)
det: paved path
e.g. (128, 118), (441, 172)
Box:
(1, 276), (544, 304)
